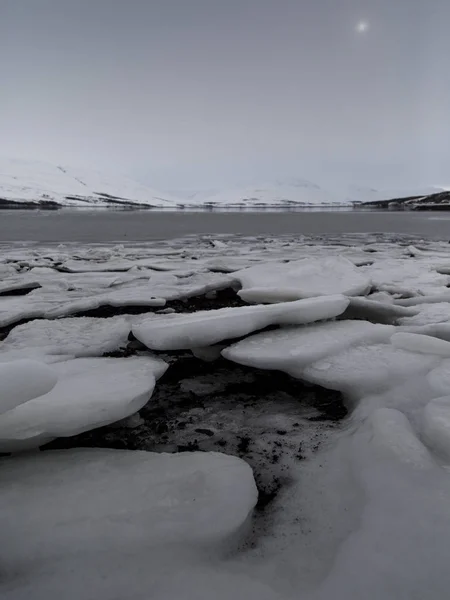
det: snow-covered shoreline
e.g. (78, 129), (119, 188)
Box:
(2, 233), (450, 599)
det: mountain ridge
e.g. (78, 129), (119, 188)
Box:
(0, 158), (446, 209)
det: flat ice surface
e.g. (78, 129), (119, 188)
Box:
(222, 320), (395, 377)
(0, 316), (132, 361)
(423, 397), (450, 460)
(303, 343), (439, 397)
(236, 256), (371, 302)
(391, 332), (450, 356)
(0, 356), (167, 451)
(133, 295), (349, 350)
(0, 448), (258, 600)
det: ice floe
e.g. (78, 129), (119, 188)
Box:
(132, 295), (349, 350)
(391, 332), (450, 356)
(222, 320), (394, 377)
(0, 448), (257, 600)
(0, 360), (57, 414)
(342, 296), (418, 324)
(302, 343), (438, 398)
(0, 356), (167, 451)
(0, 316), (132, 361)
(236, 256), (371, 303)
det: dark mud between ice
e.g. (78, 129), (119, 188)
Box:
(44, 354), (347, 511)
(72, 287), (247, 318)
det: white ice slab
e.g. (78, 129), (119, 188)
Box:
(0, 316), (132, 361)
(0, 356), (167, 451)
(423, 397), (450, 461)
(235, 256), (371, 303)
(132, 295), (349, 351)
(398, 301), (450, 326)
(427, 361), (450, 395)
(61, 259), (136, 272)
(364, 258), (450, 297)
(391, 332), (450, 356)
(222, 320), (394, 377)
(303, 344), (438, 397)
(343, 296), (418, 324)
(0, 360), (57, 415)
(0, 449), (257, 599)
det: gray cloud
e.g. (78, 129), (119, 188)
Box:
(1, 0), (449, 189)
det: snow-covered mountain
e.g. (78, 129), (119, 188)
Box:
(180, 180), (447, 207)
(0, 159), (181, 208)
(345, 184), (445, 203)
(186, 179), (349, 207)
(0, 158), (446, 209)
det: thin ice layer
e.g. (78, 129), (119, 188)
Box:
(132, 295), (349, 351)
(0, 356), (167, 451)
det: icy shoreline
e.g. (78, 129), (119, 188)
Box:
(2, 233), (450, 599)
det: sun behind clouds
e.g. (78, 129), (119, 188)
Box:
(355, 20), (370, 34)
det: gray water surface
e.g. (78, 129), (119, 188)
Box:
(0, 210), (449, 242)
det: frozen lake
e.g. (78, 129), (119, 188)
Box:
(1, 209), (450, 242)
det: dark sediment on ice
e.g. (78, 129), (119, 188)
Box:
(44, 354), (347, 510)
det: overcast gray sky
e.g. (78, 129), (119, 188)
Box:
(1, 0), (449, 189)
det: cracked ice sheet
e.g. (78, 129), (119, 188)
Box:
(4, 236), (450, 599)
(0, 356), (167, 451)
(0, 448), (261, 600)
(0, 271), (237, 328)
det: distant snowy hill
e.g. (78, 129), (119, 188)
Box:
(345, 184), (445, 203)
(0, 159), (181, 208)
(186, 179), (350, 207)
(181, 180), (446, 207)
(0, 159), (446, 209)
